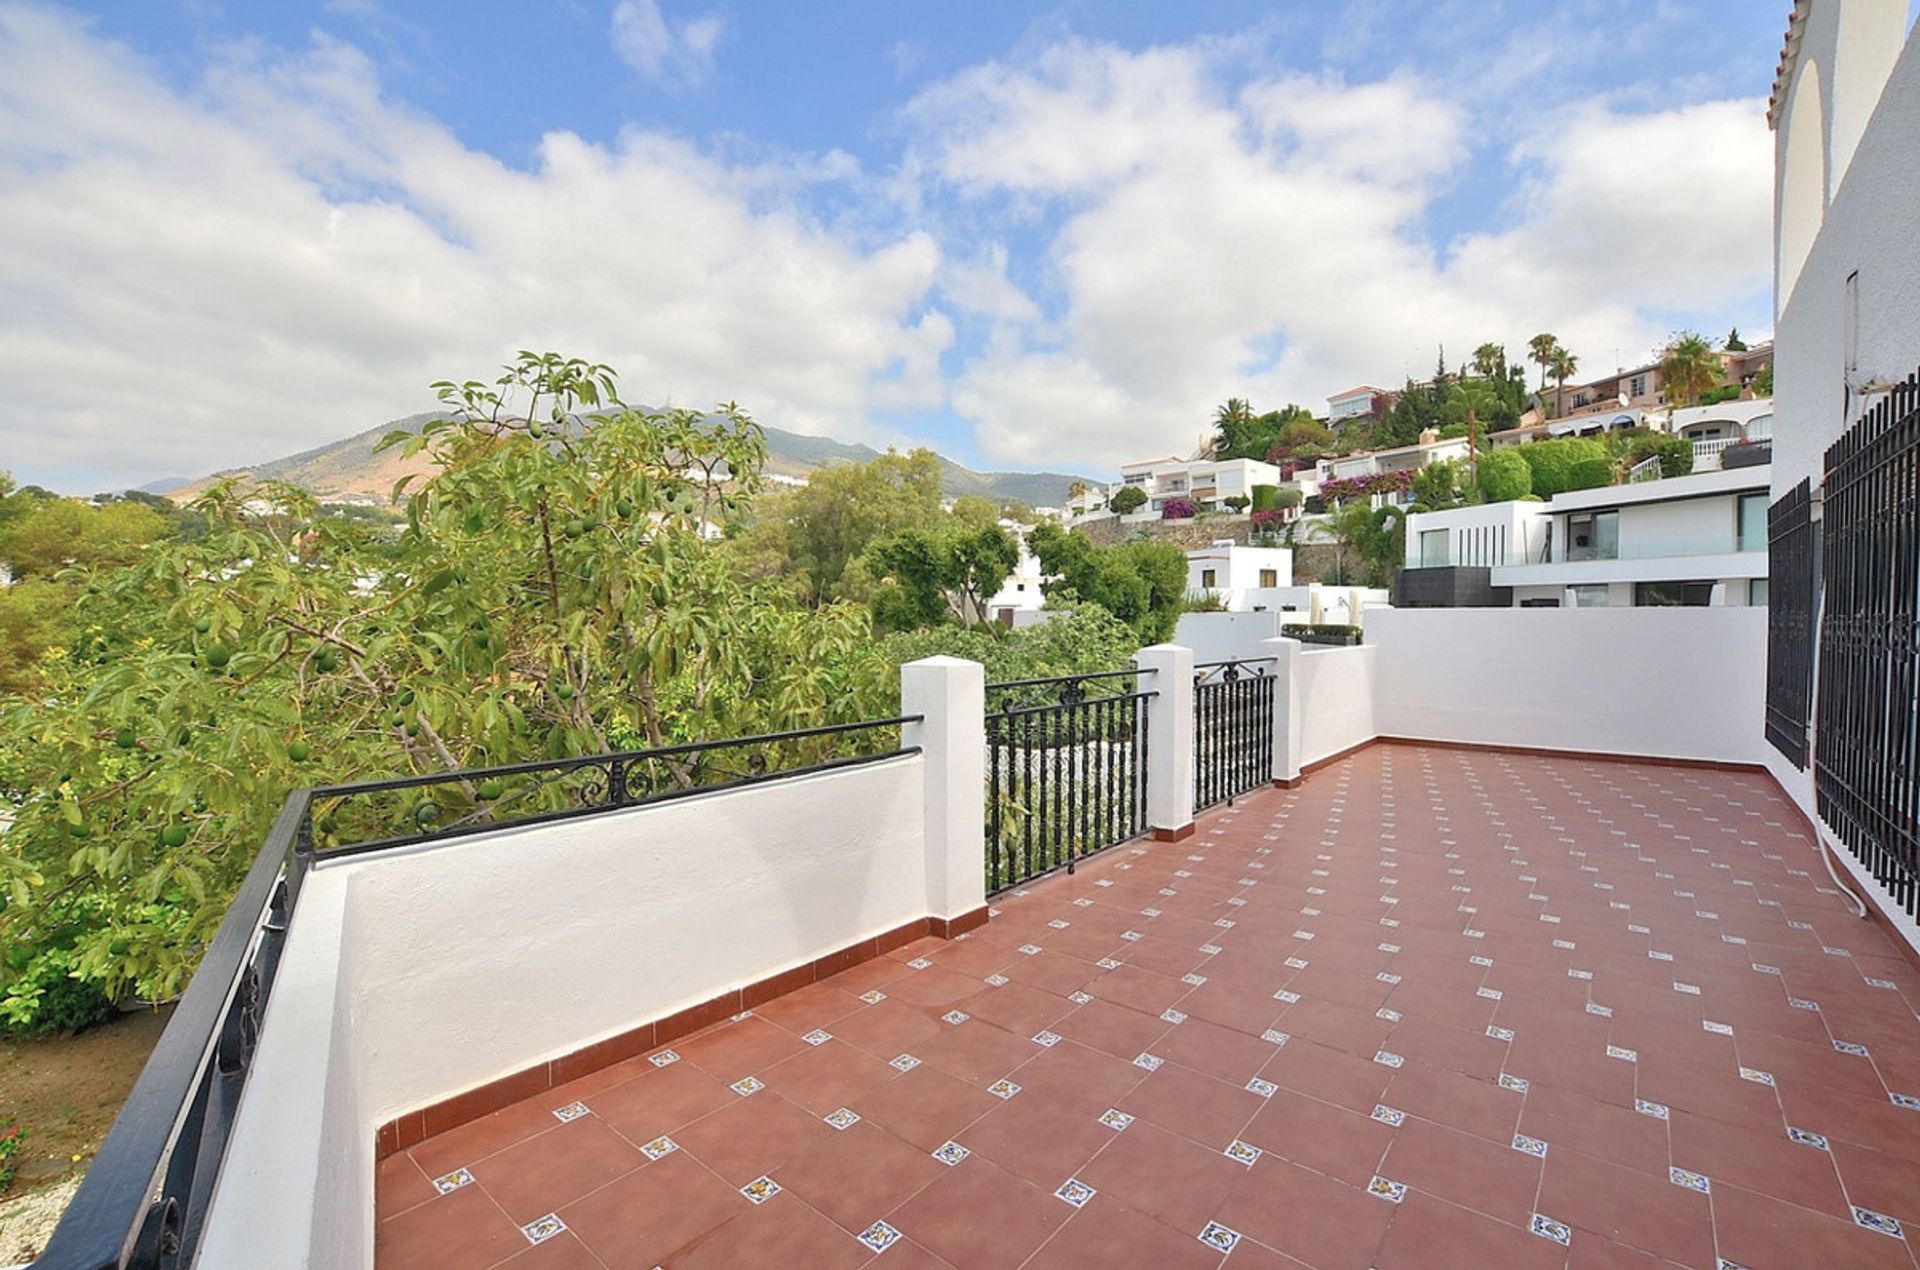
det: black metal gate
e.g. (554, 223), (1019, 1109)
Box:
(985, 670), (1150, 894)
(1193, 658), (1275, 812)
(1816, 372), (1920, 921)
(1766, 479), (1816, 769)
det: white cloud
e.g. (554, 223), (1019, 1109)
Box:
(906, 39), (1772, 470)
(0, 6), (939, 490)
(611, 0), (725, 85)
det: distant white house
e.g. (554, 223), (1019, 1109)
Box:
(1186, 541), (1292, 609)
(1117, 455), (1282, 517)
(984, 524), (1052, 625)
(1326, 386), (1387, 423)
(1312, 430), (1472, 508)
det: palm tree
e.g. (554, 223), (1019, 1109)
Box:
(1528, 333), (1561, 397)
(1659, 332), (1724, 408)
(1211, 397), (1254, 458)
(1471, 342), (1505, 380)
(1548, 348), (1579, 418)
(1444, 379), (1500, 487)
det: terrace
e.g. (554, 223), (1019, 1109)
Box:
(24, 570), (1920, 1270)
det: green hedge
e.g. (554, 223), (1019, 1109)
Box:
(1518, 438), (1609, 496)
(1567, 457), (1616, 491)
(1250, 484), (1279, 512)
(1282, 623), (1363, 646)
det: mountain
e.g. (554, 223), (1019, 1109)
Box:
(167, 413), (1091, 508)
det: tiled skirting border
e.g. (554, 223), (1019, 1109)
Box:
(374, 905), (989, 1159)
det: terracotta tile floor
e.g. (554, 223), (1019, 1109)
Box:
(376, 744), (1920, 1269)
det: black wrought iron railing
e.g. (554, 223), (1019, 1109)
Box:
(985, 670), (1151, 894)
(1766, 479), (1816, 769)
(28, 718), (921, 1270)
(1816, 371), (1920, 922)
(1193, 658), (1275, 811)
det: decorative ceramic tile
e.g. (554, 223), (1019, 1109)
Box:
(650, 1050), (682, 1068)
(1133, 1052), (1164, 1072)
(857, 1221), (903, 1253)
(1487, 1025), (1516, 1042)
(1853, 1207), (1904, 1239)
(1068, 991), (1094, 1005)
(986, 1078), (1021, 1100)
(1054, 1178), (1097, 1208)
(1787, 1126), (1829, 1150)
(1224, 1139), (1262, 1166)
(1197, 1221), (1241, 1253)
(1371, 1104), (1406, 1127)
(802, 1029), (832, 1047)
(1634, 1097), (1670, 1120)
(1274, 989), (1301, 1004)
(1099, 1108), (1135, 1131)
(1669, 1166), (1711, 1194)
(1367, 1175), (1408, 1204)
(1789, 997), (1820, 1012)
(1199, 943), (1224, 956)
(1738, 1067), (1775, 1086)
(1477, 986), (1502, 1000)
(1161, 1008), (1188, 1025)
(1552, 939), (1576, 950)
(1017, 944), (1043, 956)
(1751, 963), (1781, 975)
(731, 1076), (764, 1097)
(983, 973), (1009, 988)
(1120, 931), (1143, 943)
(1373, 1050), (1405, 1069)
(906, 957), (933, 970)
(1891, 1093), (1920, 1111)
(1243, 1076), (1278, 1099)
(1293, 929), (1317, 941)
(1032, 1029), (1062, 1048)
(932, 1141), (970, 1166)
(522, 1214), (567, 1245)
(1627, 924), (1650, 935)
(740, 1176), (781, 1204)
(640, 1135), (679, 1160)
(432, 1168), (474, 1195)
(860, 989), (888, 1004)
(1499, 1073), (1530, 1093)
(1607, 1045), (1638, 1063)
(1284, 957), (1309, 970)
(1378, 942), (1401, 954)
(1047, 919), (1070, 929)
(551, 1101), (590, 1123)
(1529, 1213), (1572, 1247)
(1866, 976), (1898, 989)
(1376, 1007), (1402, 1023)
(941, 1010), (970, 1025)
(1463, 929), (1484, 939)
(1704, 1020), (1734, 1036)
(823, 1108), (861, 1131)
(1585, 1003), (1614, 1019)
(1377, 971), (1402, 985)
(1824, 947), (1852, 958)
(1512, 1133), (1549, 1159)
(1470, 955), (1494, 967)
(1262, 1029), (1291, 1046)
(890, 1053), (921, 1072)
(1096, 957), (1123, 970)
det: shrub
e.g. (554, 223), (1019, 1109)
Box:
(1161, 498), (1197, 520)
(1477, 448), (1532, 501)
(1, 944), (120, 1039)
(1272, 488), (1303, 509)
(1108, 485), (1147, 514)
(0, 1124), (25, 1193)
(1567, 457), (1617, 491)
(1250, 484), (1279, 512)
(1224, 495), (1250, 513)
(1250, 508), (1288, 532)
(1517, 438), (1609, 497)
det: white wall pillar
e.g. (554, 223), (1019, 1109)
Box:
(1133, 644), (1195, 840)
(1264, 635), (1304, 784)
(901, 656), (987, 923)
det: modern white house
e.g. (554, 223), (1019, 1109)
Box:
(1400, 464), (1771, 608)
(1667, 398), (1775, 472)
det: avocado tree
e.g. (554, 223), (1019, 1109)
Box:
(0, 353), (893, 1015)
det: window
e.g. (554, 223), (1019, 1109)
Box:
(1737, 493), (1768, 551)
(1571, 585), (1611, 607)
(1419, 529), (1450, 567)
(1634, 581), (1715, 607)
(1567, 511), (1618, 561)
(1201, 569), (1217, 588)
(1749, 578), (1769, 606)
(1259, 569), (1277, 587)
(1629, 375), (1647, 397)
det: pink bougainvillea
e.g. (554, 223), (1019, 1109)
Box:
(1160, 497), (1198, 519)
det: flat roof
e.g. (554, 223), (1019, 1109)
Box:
(1548, 463), (1771, 513)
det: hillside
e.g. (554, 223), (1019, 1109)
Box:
(163, 414), (1089, 508)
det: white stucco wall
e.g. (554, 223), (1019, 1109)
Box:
(1292, 645), (1379, 769)
(1367, 608), (1767, 764)
(1174, 610), (1283, 664)
(200, 756), (928, 1269)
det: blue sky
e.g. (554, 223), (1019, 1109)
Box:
(1, 2), (1819, 490)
